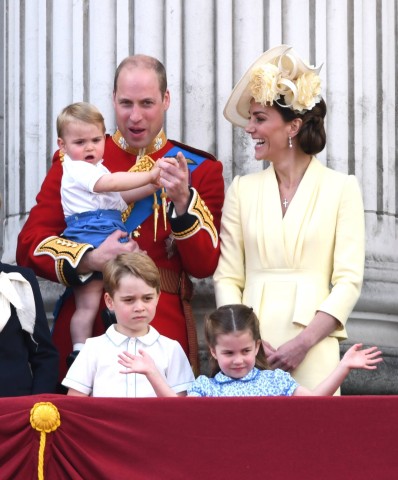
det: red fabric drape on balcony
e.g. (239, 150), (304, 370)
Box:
(0, 394), (397, 479)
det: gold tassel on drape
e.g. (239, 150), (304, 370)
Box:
(30, 402), (61, 480)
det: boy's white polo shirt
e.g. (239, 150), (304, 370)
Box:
(62, 325), (194, 397)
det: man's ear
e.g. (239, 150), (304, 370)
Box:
(163, 89), (171, 111)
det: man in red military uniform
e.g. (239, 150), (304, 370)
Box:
(16, 54), (224, 381)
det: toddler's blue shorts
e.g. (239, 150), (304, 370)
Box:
(63, 209), (129, 248)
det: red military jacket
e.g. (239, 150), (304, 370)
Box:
(16, 130), (224, 379)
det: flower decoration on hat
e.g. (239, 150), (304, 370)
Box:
(250, 64), (280, 105)
(249, 50), (322, 113)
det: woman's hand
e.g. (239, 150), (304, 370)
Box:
(262, 340), (276, 358)
(265, 337), (309, 372)
(266, 311), (341, 372)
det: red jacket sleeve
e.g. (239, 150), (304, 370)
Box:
(169, 158), (224, 278)
(16, 153), (88, 286)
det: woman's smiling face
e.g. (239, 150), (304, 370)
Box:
(244, 101), (291, 162)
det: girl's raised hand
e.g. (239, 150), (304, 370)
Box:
(341, 343), (383, 370)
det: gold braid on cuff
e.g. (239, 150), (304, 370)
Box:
(172, 188), (218, 247)
(34, 236), (94, 268)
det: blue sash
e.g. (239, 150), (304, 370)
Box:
(124, 145), (207, 232)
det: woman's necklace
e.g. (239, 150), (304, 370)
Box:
(278, 183), (300, 213)
(277, 159), (311, 214)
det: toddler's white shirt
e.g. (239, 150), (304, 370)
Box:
(61, 154), (127, 217)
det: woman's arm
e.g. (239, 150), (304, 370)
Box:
(213, 176), (245, 306)
(265, 311), (339, 371)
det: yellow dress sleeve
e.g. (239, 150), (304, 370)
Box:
(213, 176), (245, 306)
(318, 175), (365, 326)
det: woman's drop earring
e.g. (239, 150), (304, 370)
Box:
(288, 136), (293, 149)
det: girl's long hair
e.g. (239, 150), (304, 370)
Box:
(205, 304), (269, 377)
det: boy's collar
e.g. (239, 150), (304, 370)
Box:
(106, 324), (160, 346)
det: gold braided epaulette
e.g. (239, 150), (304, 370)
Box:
(34, 236), (94, 268)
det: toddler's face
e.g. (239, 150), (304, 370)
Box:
(104, 274), (159, 338)
(210, 330), (261, 379)
(58, 120), (105, 164)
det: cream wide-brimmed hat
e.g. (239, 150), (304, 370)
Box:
(223, 44), (323, 128)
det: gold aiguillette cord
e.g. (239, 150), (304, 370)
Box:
(160, 189), (167, 230)
(134, 154), (168, 242)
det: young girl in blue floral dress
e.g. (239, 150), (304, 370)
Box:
(118, 304), (382, 397)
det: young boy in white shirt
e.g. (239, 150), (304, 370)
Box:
(62, 252), (194, 397)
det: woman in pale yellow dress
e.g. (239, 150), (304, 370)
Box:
(214, 45), (365, 392)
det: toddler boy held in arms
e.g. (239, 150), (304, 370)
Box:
(56, 102), (160, 365)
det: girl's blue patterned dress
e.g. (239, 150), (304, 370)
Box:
(188, 367), (298, 397)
